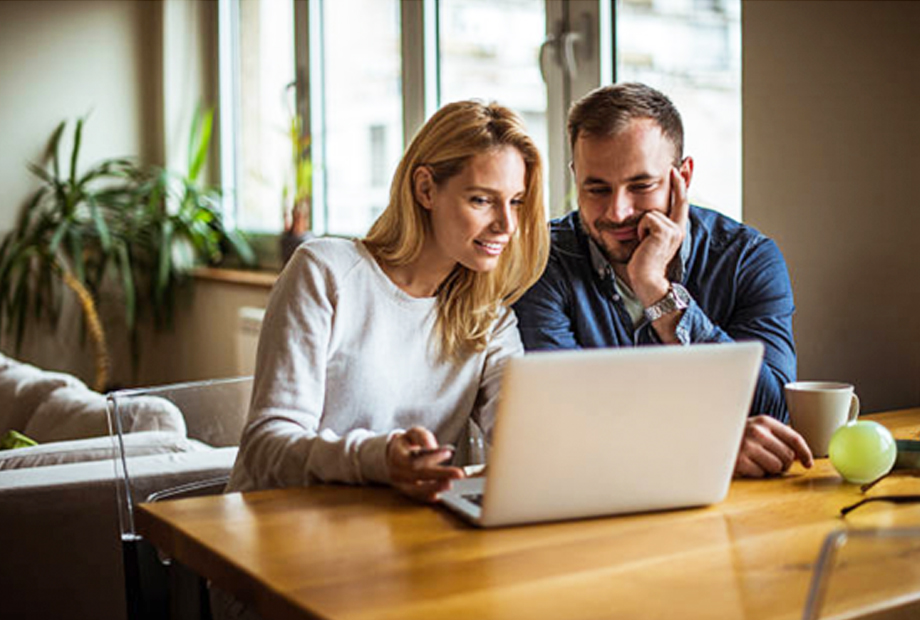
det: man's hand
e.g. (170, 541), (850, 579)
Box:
(627, 168), (690, 306)
(735, 415), (814, 478)
(386, 426), (464, 502)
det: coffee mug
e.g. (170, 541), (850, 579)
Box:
(784, 382), (860, 457)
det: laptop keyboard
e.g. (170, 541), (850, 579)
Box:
(462, 493), (484, 507)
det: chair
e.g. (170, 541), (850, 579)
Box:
(803, 527), (920, 619)
(107, 376), (253, 620)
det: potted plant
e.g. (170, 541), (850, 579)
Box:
(280, 88), (313, 265)
(0, 109), (255, 389)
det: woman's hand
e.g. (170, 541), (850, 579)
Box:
(387, 426), (465, 502)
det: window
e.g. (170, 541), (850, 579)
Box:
(314, 0), (402, 237)
(219, 0), (742, 244)
(617, 0), (742, 219)
(219, 0), (296, 233)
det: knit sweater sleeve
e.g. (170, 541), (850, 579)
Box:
(227, 245), (393, 492)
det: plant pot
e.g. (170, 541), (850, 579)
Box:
(280, 229), (314, 266)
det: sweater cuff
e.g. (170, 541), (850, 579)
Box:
(358, 431), (400, 485)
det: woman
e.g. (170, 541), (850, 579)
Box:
(227, 101), (548, 502)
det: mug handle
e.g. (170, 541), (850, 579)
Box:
(848, 393), (860, 422)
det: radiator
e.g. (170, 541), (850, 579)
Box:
(236, 307), (265, 376)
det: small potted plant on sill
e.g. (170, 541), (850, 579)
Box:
(280, 92), (313, 266)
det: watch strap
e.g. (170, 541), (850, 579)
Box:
(643, 283), (690, 323)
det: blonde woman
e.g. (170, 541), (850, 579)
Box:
(227, 101), (548, 503)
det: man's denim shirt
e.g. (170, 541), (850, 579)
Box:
(514, 207), (796, 421)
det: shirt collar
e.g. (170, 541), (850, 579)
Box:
(587, 219), (692, 283)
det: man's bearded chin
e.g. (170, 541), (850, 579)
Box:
(580, 215), (640, 265)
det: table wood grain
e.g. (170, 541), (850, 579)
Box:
(136, 409), (920, 620)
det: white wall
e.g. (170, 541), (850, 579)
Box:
(0, 0), (244, 389)
(0, 0), (162, 233)
(743, 0), (920, 413)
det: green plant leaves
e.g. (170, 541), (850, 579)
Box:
(70, 116), (84, 189)
(0, 109), (256, 375)
(188, 107), (213, 184)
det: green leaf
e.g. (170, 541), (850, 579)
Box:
(26, 162), (56, 188)
(68, 229), (85, 284)
(188, 107), (214, 183)
(14, 187), (47, 238)
(49, 219), (70, 254)
(48, 120), (66, 181)
(12, 259), (32, 353)
(157, 219), (174, 302)
(115, 242), (136, 330)
(70, 117), (84, 188)
(87, 195), (112, 252)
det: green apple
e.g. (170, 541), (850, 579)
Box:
(829, 420), (897, 484)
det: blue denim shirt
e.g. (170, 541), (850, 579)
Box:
(514, 207), (796, 421)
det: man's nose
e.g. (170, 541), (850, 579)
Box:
(605, 191), (635, 223)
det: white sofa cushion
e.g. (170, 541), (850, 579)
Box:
(22, 389), (187, 444)
(0, 431), (209, 470)
(0, 358), (86, 435)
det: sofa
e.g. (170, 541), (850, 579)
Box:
(0, 353), (245, 620)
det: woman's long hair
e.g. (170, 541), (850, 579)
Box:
(364, 100), (548, 360)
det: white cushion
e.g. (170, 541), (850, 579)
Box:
(23, 386), (108, 442)
(23, 389), (186, 443)
(0, 359), (86, 435)
(0, 431), (208, 470)
(114, 394), (187, 434)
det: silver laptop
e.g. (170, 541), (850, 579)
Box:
(439, 341), (763, 527)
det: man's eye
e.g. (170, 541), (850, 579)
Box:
(586, 187), (610, 196)
(631, 183), (654, 192)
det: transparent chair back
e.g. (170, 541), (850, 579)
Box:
(106, 376), (253, 541)
(803, 527), (920, 619)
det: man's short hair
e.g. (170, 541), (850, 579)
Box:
(567, 83), (684, 163)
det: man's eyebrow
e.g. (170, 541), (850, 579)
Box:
(582, 176), (611, 185)
(624, 172), (658, 183)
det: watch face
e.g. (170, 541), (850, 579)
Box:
(672, 283), (691, 306)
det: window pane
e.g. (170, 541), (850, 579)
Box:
(321, 0), (403, 237)
(617, 0), (742, 220)
(235, 0), (296, 232)
(438, 0), (548, 187)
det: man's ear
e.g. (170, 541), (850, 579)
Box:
(413, 166), (436, 211)
(679, 156), (694, 190)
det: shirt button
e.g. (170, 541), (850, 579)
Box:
(612, 295), (620, 302)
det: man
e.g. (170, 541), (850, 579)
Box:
(514, 83), (813, 478)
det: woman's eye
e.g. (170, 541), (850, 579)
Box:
(510, 198), (525, 209)
(470, 196), (491, 206)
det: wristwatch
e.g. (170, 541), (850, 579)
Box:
(643, 283), (690, 323)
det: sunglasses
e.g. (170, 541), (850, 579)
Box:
(839, 469), (920, 517)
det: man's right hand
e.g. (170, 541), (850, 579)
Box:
(386, 426), (464, 502)
(735, 415), (814, 478)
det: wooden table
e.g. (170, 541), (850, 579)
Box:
(137, 409), (920, 620)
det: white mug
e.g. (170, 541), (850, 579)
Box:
(784, 381), (860, 457)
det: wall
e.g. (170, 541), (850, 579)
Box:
(0, 0), (242, 389)
(743, 0), (920, 413)
(0, 0), (162, 233)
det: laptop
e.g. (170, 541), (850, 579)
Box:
(439, 341), (763, 527)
